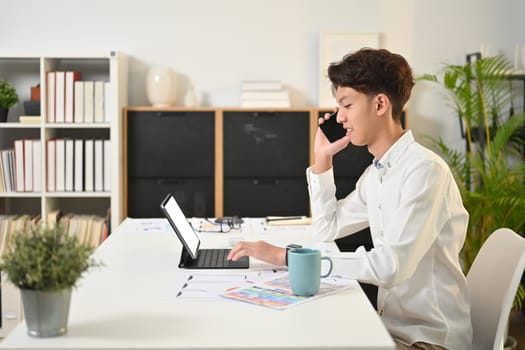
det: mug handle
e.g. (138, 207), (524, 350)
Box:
(320, 256), (333, 278)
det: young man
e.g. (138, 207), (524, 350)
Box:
(227, 48), (472, 350)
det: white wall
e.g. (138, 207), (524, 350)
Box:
(1, 0), (523, 150)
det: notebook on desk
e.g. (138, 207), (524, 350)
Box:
(160, 193), (249, 269)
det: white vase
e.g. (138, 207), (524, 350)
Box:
(184, 85), (198, 107)
(146, 67), (176, 107)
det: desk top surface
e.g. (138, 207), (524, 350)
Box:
(0, 218), (394, 350)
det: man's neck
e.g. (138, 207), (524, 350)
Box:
(368, 125), (405, 161)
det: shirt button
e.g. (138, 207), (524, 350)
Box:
(378, 204), (382, 210)
(379, 177), (383, 183)
(379, 309), (384, 316)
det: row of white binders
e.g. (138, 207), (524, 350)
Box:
(47, 70), (111, 124)
(47, 138), (111, 193)
(0, 138), (110, 193)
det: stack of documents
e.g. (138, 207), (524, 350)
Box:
(265, 216), (312, 226)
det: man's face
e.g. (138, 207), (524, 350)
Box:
(334, 86), (379, 147)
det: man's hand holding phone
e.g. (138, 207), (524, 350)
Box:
(319, 111), (348, 143)
(312, 110), (351, 174)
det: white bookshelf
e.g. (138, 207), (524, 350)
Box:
(0, 51), (128, 232)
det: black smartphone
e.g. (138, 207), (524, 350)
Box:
(319, 111), (347, 143)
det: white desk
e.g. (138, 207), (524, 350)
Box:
(0, 218), (394, 350)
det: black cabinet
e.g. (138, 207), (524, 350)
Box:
(126, 110), (215, 218)
(223, 111), (310, 216)
(124, 108), (388, 222)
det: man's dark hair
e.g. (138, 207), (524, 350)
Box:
(327, 48), (414, 121)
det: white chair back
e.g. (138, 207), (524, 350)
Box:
(467, 228), (525, 350)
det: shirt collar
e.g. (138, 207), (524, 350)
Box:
(373, 130), (414, 175)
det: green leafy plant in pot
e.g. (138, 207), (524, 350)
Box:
(419, 54), (525, 309)
(0, 223), (102, 337)
(0, 80), (19, 122)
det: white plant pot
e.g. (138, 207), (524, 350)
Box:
(146, 67), (176, 107)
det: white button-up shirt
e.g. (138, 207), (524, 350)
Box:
(307, 130), (472, 349)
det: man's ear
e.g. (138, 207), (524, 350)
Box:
(376, 94), (389, 114)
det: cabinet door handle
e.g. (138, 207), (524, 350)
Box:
(252, 179), (280, 185)
(157, 178), (186, 185)
(156, 112), (187, 117)
(252, 111), (278, 117)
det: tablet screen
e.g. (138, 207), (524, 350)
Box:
(161, 194), (200, 259)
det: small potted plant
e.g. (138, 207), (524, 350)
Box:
(0, 80), (19, 122)
(0, 223), (101, 337)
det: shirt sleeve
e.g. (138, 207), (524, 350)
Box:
(333, 160), (453, 288)
(306, 166), (370, 242)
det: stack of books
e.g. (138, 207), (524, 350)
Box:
(0, 211), (110, 258)
(240, 80), (291, 108)
(0, 139), (41, 193)
(46, 71), (111, 124)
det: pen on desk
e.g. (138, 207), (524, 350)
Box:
(266, 216), (303, 222)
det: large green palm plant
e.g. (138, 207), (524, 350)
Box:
(420, 54), (525, 307)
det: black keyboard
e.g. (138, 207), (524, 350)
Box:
(197, 249), (229, 268)
(179, 248), (249, 269)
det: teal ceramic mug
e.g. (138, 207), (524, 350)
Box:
(288, 248), (333, 296)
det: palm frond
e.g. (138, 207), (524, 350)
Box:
(418, 55), (525, 309)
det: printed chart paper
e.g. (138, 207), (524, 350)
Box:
(222, 274), (356, 310)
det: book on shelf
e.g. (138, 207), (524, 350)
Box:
(32, 140), (41, 192)
(241, 80), (282, 91)
(46, 140), (56, 192)
(100, 208), (111, 242)
(74, 81), (84, 123)
(0, 151), (7, 192)
(84, 139), (94, 192)
(46, 209), (62, 226)
(55, 139), (65, 192)
(94, 81), (105, 123)
(65, 71), (81, 123)
(55, 71), (66, 123)
(13, 140), (24, 192)
(0, 216), (13, 257)
(19, 115), (41, 124)
(84, 81), (95, 123)
(89, 216), (105, 248)
(103, 139), (111, 191)
(94, 139), (103, 192)
(2, 150), (14, 193)
(0, 154), (5, 193)
(65, 139), (74, 192)
(47, 72), (56, 123)
(23, 139), (33, 192)
(0, 156), (4, 193)
(8, 150), (15, 193)
(104, 82), (111, 123)
(74, 139), (83, 192)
